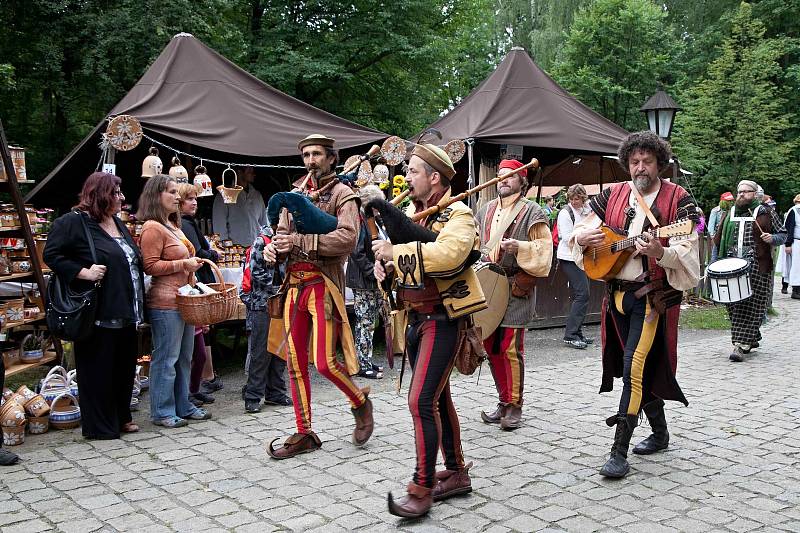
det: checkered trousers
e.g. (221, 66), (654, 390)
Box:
(726, 264), (772, 346)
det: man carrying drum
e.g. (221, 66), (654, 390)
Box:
(474, 159), (552, 430)
(264, 134), (374, 459)
(571, 131), (700, 479)
(373, 144), (485, 518)
(712, 179), (786, 362)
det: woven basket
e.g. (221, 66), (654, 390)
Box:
(49, 392), (81, 430)
(2, 423), (25, 445)
(176, 259), (238, 325)
(26, 415), (49, 435)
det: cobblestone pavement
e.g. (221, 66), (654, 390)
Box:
(2, 289), (799, 532)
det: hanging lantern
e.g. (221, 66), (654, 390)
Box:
(141, 147), (163, 178)
(373, 164), (389, 185)
(193, 165), (213, 197)
(168, 156), (188, 182)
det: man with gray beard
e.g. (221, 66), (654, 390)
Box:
(571, 131), (701, 479)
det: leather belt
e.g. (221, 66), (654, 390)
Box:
(611, 280), (646, 293)
(407, 311), (451, 324)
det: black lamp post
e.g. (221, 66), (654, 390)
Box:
(639, 87), (681, 139)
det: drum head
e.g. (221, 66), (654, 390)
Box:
(473, 263), (509, 340)
(707, 257), (748, 275)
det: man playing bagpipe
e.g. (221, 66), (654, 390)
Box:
(264, 134), (374, 459)
(570, 131), (700, 479)
(475, 159), (553, 430)
(372, 144), (486, 518)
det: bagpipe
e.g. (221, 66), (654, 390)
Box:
(362, 157), (540, 267)
(266, 145), (381, 235)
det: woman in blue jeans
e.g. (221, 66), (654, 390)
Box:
(557, 184), (593, 349)
(138, 174), (211, 427)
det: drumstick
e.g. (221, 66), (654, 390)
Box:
(747, 209), (766, 234)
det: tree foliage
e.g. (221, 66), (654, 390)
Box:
(550, 0), (678, 132)
(672, 2), (799, 208)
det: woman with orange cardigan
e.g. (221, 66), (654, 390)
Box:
(138, 174), (211, 428)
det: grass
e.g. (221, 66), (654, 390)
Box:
(679, 305), (731, 329)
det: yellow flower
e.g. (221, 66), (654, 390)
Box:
(392, 187), (402, 197)
(393, 175), (405, 187)
(379, 181), (389, 190)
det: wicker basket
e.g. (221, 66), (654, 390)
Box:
(176, 259), (238, 325)
(49, 392), (81, 430)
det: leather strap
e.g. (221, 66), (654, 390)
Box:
(484, 197), (527, 257)
(629, 182), (660, 229)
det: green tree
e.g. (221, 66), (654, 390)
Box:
(550, 0), (678, 131)
(672, 2), (799, 209)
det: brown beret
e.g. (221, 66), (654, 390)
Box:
(411, 143), (455, 179)
(298, 134), (336, 151)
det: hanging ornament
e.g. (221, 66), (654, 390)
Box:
(373, 164), (390, 185)
(443, 139), (466, 164)
(106, 115), (143, 152)
(168, 156), (189, 182)
(217, 166), (243, 204)
(381, 136), (407, 166)
(141, 147), (163, 178)
(356, 161), (374, 187)
(193, 164), (213, 197)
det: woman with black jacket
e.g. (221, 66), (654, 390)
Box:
(177, 182), (219, 405)
(44, 172), (145, 439)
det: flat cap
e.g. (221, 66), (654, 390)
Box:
(298, 134), (336, 151)
(411, 143), (455, 179)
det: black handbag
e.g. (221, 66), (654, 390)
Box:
(45, 211), (101, 341)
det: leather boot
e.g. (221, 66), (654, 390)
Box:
(432, 461), (473, 501)
(793, 286), (800, 300)
(781, 281), (788, 294)
(387, 482), (432, 518)
(599, 414), (634, 478)
(633, 400), (669, 455)
(480, 403), (507, 424)
(352, 387), (374, 447)
(500, 403), (522, 431)
(266, 432), (322, 459)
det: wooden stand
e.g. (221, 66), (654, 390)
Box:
(0, 118), (63, 378)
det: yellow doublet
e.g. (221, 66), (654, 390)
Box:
(392, 192), (487, 319)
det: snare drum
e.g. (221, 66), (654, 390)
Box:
(472, 262), (509, 340)
(707, 257), (752, 303)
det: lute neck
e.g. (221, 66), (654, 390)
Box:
(611, 228), (658, 253)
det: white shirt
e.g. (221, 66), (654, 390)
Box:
(211, 185), (267, 246)
(557, 204), (589, 261)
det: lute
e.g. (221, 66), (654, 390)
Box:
(584, 219), (694, 281)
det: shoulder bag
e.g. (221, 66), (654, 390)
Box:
(46, 211), (101, 341)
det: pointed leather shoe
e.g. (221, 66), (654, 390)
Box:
(480, 403), (506, 424)
(432, 461), (473, 502)
(500, 404), (522, 431)
(387, 482), (432, 518)
(352, 387), (374, 447)
(266, 432), (321, 460)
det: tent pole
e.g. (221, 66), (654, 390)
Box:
(599, 157), (604, 189)
(466, 138), (475, 209)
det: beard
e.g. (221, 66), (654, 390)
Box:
(735, 197), (751, 207)
(633, 174), (655, 191)
(498, 183), (523, 199)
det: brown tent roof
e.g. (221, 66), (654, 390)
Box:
(28, 33), (386, 205)
(416, 47), (628, 154)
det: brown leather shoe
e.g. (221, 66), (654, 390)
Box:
(500, 403), (522, 431)
(480, 403), (507, 424)
(432, 461), (473, 501)
(352, 387), (374, 447)
(266, 432), (322, 460)
(387, 482), (432, 518)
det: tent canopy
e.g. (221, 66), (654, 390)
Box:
(415, 47), (630, 188)
(416, 47), (628, 154)
(28, 33), (387, 206)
